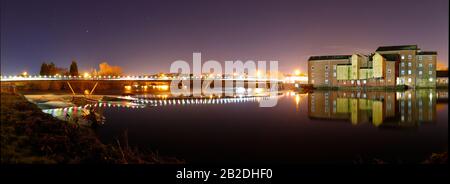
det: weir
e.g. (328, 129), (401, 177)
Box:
(0, 79), (284, 92)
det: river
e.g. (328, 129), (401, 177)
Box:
(24, 89), (448, 164)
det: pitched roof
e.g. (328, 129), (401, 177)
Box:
(308, 55), (352, 61)
(376, 45), (418, 52)
(368, 53), (400, 61)
(381, 54), (400, 61)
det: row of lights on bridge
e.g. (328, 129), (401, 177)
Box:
(0, 74), (170, 79)
(1, 69), (306, 81)
(0, 74), (274, 80)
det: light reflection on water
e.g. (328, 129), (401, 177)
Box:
(40, 89), (448, 164)
(307, 89), (445, 128)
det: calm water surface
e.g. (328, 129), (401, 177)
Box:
(40, 89), (448, 164)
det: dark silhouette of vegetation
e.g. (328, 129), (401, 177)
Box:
(39, 62), (69, 76)
(1, 92), (184, 164)
(423, 152), (448, 164)
(47, 62), (57, 75)
(354, 152), (448, 164)
(39, 62), (48, 75)
(69, 61), (79, 76)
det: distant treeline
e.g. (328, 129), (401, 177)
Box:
(40, 61), (78, 76)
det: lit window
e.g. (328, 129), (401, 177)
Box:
(333, 72), (336, 77)
(429, 78), (433, 82)
(401, 70), (405, 75)
(419, 71), (422, 75)
(401, 55), (405, 60)
(429, 71), (432, 75)
(325, 79), (329, 84)
(408, 62), (412, 67)
(408, 55), (412, 60)
(418, 63), (423, 67)
(333, 65), (337, 70)
(408, 70), (411, 75)
(408, 78), (412, 83)
(401, 62), (405, 67)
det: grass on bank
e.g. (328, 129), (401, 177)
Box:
(1, 92), (184, 164)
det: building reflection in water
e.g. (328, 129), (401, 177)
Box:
(308, 90), (446, 128)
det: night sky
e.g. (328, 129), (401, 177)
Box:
(1, 0), (448, 75)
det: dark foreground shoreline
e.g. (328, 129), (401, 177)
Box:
(1, 92), (183, 164)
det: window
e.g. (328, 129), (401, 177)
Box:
(408, 62), (412, 67)
(333, 65), (337, 70)
(408, 70), (412, 75)
(429, 71), (432, 75)
(325, 65), (329, 71)
(418, 56), (423, 60)
(429, 63), (433, 68)
(419, 71), (422, 75)
(418, 63), (423, 67)
(408, 55), (412, 60)
(429, 78), (433, 82)
(401, 70), (405, 75)
(325, 79), (329, 84)
(408, 78), (412, 83)
(401, 55), (405, 60)
(401, 62), (405, 67)
(333, 72), (336, 77)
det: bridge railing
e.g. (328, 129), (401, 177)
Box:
(0, 75), (283, 82)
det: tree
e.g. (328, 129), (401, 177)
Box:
(97, 62), (123, 76)
(39, 62), (49, 75)
(69, 61), (79, 76)
(48, 62), (57, 75)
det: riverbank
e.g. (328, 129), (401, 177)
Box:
(1, 92), (184, 164)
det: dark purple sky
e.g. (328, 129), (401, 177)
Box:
(1, 0), (448, 75)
